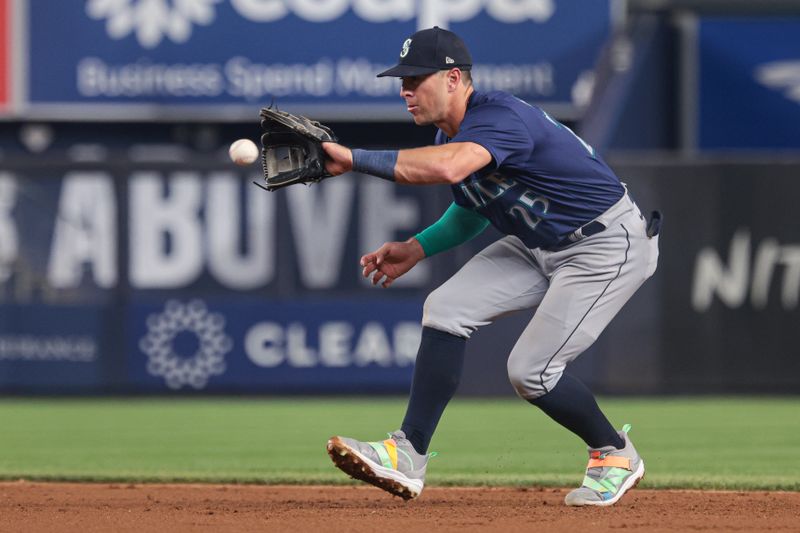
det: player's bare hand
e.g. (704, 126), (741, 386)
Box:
(322, 142), (353, 176)
(360, 238), (425, 288)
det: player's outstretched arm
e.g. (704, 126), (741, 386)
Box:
(322, 142), (491, 185)
(360, 238), (425, 288)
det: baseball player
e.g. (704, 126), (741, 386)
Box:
(322, 27), (660, 506)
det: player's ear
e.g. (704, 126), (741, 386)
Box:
(446, 69), (461, 92)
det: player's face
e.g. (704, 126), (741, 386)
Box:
(400, 72), (449, 125)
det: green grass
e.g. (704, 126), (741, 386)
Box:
(0, 397), (797, 490)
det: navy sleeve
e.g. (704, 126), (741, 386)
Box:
(450, 104), (533, 168)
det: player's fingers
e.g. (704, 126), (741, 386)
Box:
(382, 276), (395, 288)
(371, 263), (395, 280)
(362, 262), (379, 278)
(374, 249), (389, 266)
(360, 253), (376, 267)
(371, 271), (387, 286)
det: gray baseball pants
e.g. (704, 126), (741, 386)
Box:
(422, 192), (659, 399)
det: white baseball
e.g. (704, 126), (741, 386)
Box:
(229, 139), (259, 165)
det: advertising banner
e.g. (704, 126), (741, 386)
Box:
(0, 167), (439, 293)
(128, 298), (421, 392)
(25, 0), (613, 120)
(697, 18), (800, 149)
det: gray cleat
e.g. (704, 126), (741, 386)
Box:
(327, 430), (431, 500)
(565, 424), (645, 507)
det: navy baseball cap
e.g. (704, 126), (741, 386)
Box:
(377, 26), (472, 78)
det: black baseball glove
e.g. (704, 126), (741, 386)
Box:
(257, 107), (338, 191)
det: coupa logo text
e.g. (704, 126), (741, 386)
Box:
(86, 0), (556, 48)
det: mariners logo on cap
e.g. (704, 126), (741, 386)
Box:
(400, 38), (412, 58)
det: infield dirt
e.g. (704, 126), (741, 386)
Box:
(1, 481), (798, 532)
